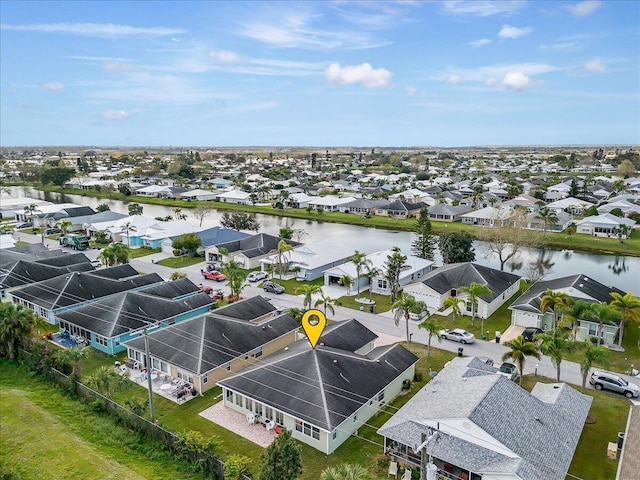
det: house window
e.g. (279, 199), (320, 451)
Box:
(295, 420), (320, 440)
(377, 279), (388, 289)
(265, 407), (273, 420)
(95, 335), (107, 347)
(245, 398), (253, 411)
(226, 362), (231, 371)
(378, 390), (385, 403)
(275, 411), (283, 425)
(226, 389), (233, 401)
(235, 393), (243, 407)
(353, 413), (358, 422)
(332, 430), (337, 440)
(203, 373), (208, 384)
(255, 403), (262, 417)
(255, 347), (263, 358)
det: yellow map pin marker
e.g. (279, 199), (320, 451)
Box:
(301, 309), (327, 349)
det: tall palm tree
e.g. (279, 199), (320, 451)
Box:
(501, 336), (541, 387)
(287, 307), (305, 323)
(441, 296), (464, 323)
(99, 242), (130, 266)
(560, 299), (591, 340)
(352, 250), (371, 299)
(365, 265), (380, 301)
(540, 289), (572, 330)
(340, 275), (354, 295)
(609, 292), (640, 347)
(577, 340), (609, 393)
(536, 328), (578, 382)
(0, 303), (38, 359)
(56, 219), (73, 235)
(172, 207), (187, 220)
(320, 463), (370, 480)
(276, 240), (294, 280)
(294, 284), (323, 310)
(419, 317), (442, 358)
(458, 282), (493, 329)
(392, 293), (427, 346)
(535, 206), (559, 237)
(314, 291), (338, 317)
(584, 302), (622, 346)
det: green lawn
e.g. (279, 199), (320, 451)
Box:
(0, 360), (205, 480)
(157, 255), (204, 268)
(336, 292), (394, 314)
(129, 247), (161, 259)
(264, 275), (324, 295)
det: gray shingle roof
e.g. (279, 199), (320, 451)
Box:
(418, 262), (521, 302)
(216, 234), (300, 259)
(509, 274), (626, 314)
(377, 356), (592, 480)
(319, 318), (378, 352)
(219, 320), (418, 431)
(0, 258), (93, 289)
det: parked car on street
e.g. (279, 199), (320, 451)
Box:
(45, 227), (61, 236)
(263, 281), (285, 294)
(497, 362), (519, 382)
(439, 328), (475, 344)
(198, 284), (213, 294)
(202, 270), (226, 282)
(522, 327), (543, 342)
(247, 271), (269, 282)
(589, 371), (640, 398)
(16, 222), (32, 229)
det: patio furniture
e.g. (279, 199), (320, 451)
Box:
(265, 420), (275, 431)
(388, 461), (398, 478)
(459, 473), (468, 480)
(246, 413), (256, 424)
(401, 468), (412, 480)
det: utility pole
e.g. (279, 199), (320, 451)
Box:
(144, 328), (155, 422)
(420, 432), (427, 480)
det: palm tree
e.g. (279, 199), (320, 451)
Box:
(0, 303), (38, 359)
(419, 317), (442, 358)
(540, 289), (572, 330)
(56, 219), (73, 235)
(535, 206), (559, 237)
(536, 328), (578, 382)
(294, 284), (323, 310)
(287, 307), (305, 323)
(584, 302), (622, 346)
(352, 251), (371, 299)
(86, 365), (128, 398)
(122, 221), (133, 248)
(170, 272), (188, 280)
(609, 292), (640, 347)
(365, 265), (380, 301)
(577, 340), (609, 393)
(560, 299), (591, 340)
(172, 207), (187, 220)
(124, 397), (148, 416)
(458, 282), (493, 330)
(314, 291), (338, 317)
(441, 296), (464, 323)
(340, 275), (354, 295)
(320, 463), (370, 480)
(99, 242), (130, 266)
(392, 292), (427, 346)
(276, 240), (294, 280)
(501, 336), (541, 387)
(56, 346), (89, 378)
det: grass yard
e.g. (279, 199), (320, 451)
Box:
(336, 292), (394, 313)
(0, 360), (205, 480)
(157, 255), (204, 268)
(266, 275), (324, 295)
(129, 247), (161, 259)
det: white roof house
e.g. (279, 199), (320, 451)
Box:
(260, 241), (354, 281)
(0, 234), (17, 249)
(180, 189), (217, 201)
(461, 206), (513, 227)
(575, 213), (636, 238)
(307, 195), (356, 212)
(215, 190), (253, 205)
(597, 200), (640, 217)
(545, 197), (594, 215)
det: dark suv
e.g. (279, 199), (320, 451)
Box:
(263, 281), (285, 294)
(522, 327), (543, 342)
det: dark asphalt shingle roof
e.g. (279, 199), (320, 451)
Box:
(0, 258), (93, 289)
(212, 296), (277, 321)
(216, 234), (300, 259)
(419, 262), (521, 302)
(319, 318), (378, 351)
(509, 274), (626, 314)
(384, 200), (425, 212)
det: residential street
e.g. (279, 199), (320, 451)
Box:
(14, 230), (640, 402)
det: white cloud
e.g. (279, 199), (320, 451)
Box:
(1, 22), (185, 38)
(469, 38), (492, 48)
(209, 50), (242, 64)
(442, 1), (526, 17)
(325, 63), (392, 88)
(42, 82), (64, 91)
(405, 86), (425, 96)
(502, 71), (532, 91)
(100, 110), (131, 120)
(585, 58), (606, 73)
(437, 62), (558, 90)
(567, 0), (602, 17)
(498, 25), (533, 39)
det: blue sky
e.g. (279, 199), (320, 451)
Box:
(1, 0), (638, 147)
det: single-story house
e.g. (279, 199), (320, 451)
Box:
(461, 206), (513, 227)
(426, 204), (472, 222)
(338, 198), (389, 215)
(0, 252), (93, 300)
(285, 193), (314, 209)
(509, 274), (626, 344)
(376, 200), (425, 219)
(323, 249), (434, 296)
(307, 196), (356, 212)
(215, 190), (253, 205)
(544, 182), (572, 201)
(502, 194), (540, 212)
(524, 210), (573, 232)
(597, 199), (640, 218)
(0, 234), (16, 250)
(378, 356), (592, 480)
(134, 184), (174, 197)
(403, 262), (521, 318)
(138, 219), (201, 249)
(56, 279), (213, 355)
(388, 189), (430, 203)
(545, 197), (595, 215)
(31, 205), (95, 227)
(180, 189), (218, 201)
(9, 265), (163, 324)
(87, 215), (158, 244)
(205, 234), (300, 270)
(124, 296), (299, 395)
(260, 241), (354, 281)
(207, 177), (234, 189)
(161, 226), (250, 256)
(218, 319), (418, 454)
(575, 214), (636, 239)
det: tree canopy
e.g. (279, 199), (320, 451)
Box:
(438, 231), (475, 264)
(411, 206), (436, 261)
(40, 167), (76, 186)
(259, 428), (302, 480)
(172, 233), (203, 257)
(221, 211), (260, 231)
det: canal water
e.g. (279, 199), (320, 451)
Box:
(11, 186), (639, 294)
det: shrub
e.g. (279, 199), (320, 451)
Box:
(413, 372), (423, 382)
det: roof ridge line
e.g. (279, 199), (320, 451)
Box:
(313, 351), (332, 430)
(107, 292), (129, 337)
(197, 315), (206, 375)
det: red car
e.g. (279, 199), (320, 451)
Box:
(202, 270), (226, 282)
(198, 284), (213, 294)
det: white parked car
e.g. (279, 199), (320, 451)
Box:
(247, 271), (269, 282)
(440, 328), (476, 344)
